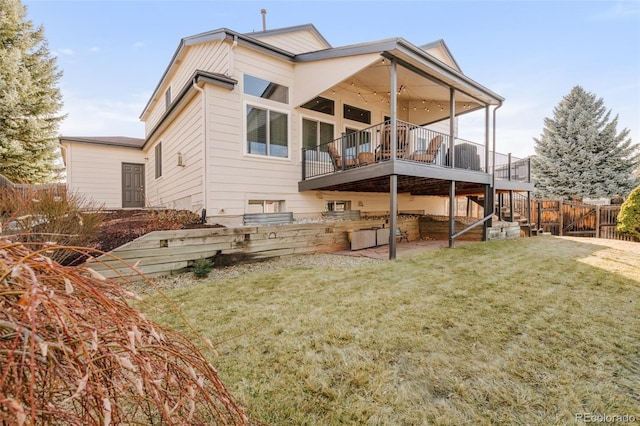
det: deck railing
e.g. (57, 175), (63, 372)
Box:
(493, 155), (531, 182)
(301, 120), (530, 183)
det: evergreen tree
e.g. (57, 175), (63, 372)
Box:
(0, 0), (65, 183)
(616, 184), (640, 240)
(531, 86), (639, 199)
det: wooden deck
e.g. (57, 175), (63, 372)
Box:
(299, 159), (507, 196)
(300, 121), (533, 197)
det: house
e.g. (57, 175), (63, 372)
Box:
(59, 24), (533, 257)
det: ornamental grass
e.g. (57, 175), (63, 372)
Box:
(0, 240), (248, 425)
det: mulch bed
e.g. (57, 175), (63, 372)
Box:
(95, 209), (224, 253)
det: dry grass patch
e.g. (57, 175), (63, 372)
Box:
(142, 237), (640, 425)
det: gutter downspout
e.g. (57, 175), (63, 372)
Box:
(193, 78), (208, 218)
(59, 143), (69, 186)
(229, 35), (238, 75)
(491, 102), (503, 225)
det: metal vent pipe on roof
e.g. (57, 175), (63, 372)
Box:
(261, 9), (267, 31)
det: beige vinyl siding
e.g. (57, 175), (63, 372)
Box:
(200, 44), (452, 224)
(203, 45), (300, 218)
(144, 41), (230, 137)
(139, 34), (453, 226)
(144, 94), (204, 211)
(63, 143), (145, 209)
(252, 29), (328, 54)
(235, 46), (294, 90)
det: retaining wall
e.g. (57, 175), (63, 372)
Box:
(87, 216), (420, 279)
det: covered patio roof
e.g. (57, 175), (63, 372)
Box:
(293, 37), (504, 125)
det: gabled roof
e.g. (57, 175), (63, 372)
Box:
(59, 136), (145, 149)
(244, 23), (332, 50)
(142, 71), (237, 149)
(419, 39), (462, 73)
(141, 26), (301, 119)
(141, 23), (503, 132)
(294, 37), (503, 105)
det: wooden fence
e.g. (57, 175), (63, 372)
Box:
(530, 199), (636, 241)
(0, 173), (66, 197)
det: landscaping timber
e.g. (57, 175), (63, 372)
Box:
(87, 216), (420, 279)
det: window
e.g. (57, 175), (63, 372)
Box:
(303, 118), (334, 150)
(345, 127), (371, 155)
(343, 104), (371, 124)
(154, 143), (162, 178)
(244, 74), (288, 104)
(303, 118), (334, 163)
(301, 96), (334, 115)
(165, 87), (171, 110)
(248, 200), (284, 213)
(246, 105), (288, 158)
(416, 137), (427, 153)
(326, 200), (351, 212)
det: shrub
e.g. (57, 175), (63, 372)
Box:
(148, 208), (202, 228)
(0, 240), (247, 425)
(193, 257), (213, 278)
(617, 184), (640, 240)
(0, 187), (104, 265)
(95, 209), (205, 254)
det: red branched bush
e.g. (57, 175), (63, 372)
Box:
(0, 240), (248, 425)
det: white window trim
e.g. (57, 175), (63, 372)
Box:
(243, 100), (291, 161)
(154, 142), (163, 179)
(301, 114), (337, 156)
(165, 87), (171, 110)
(242, 74), (290, 105)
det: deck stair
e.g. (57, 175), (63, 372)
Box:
(499, 206), (531, 236)
(467, 195), (484, 208)
(466, 195), (533, 236)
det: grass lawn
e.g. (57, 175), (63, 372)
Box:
(142, 236), (640, 425)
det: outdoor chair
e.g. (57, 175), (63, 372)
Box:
(396, 228), (409, 242)
(408, 135), (443, 163)
(357, 152), (374, 166)
(327, 142), (357, 170)
(375, 123), (408, 161)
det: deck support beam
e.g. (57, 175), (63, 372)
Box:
(449, 180), (456, 248)
(388, 59), (398, 260)
(448, 87), (457, 248)
(509, 190), (514, 224)
(483, 184), (492, 240)
(389, 174), (398, 259)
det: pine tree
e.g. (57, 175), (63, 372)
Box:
(616, 184), (640, 240)
(531, 86), (639, 199)
(0, 0), (65, 183)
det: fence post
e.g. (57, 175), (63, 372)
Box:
(527, 192), (532, 235)
(595, 204), (601, 238)
(559, 199), (564, 236)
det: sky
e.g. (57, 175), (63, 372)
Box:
(22, 0), (640, 158)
